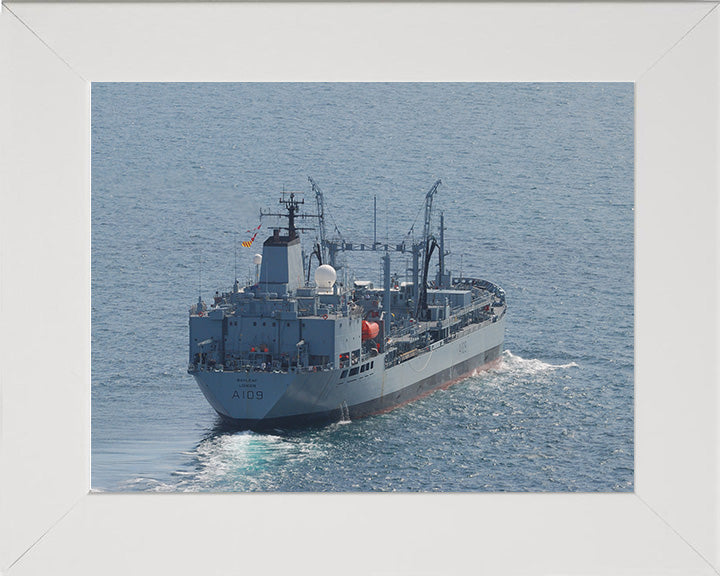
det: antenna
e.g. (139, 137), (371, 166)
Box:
(373, 195), (377, 247)
(260, 192), (312, 239)
(234, 231), (238, 283)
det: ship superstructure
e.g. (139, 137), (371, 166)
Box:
(188, 180), (506, 428)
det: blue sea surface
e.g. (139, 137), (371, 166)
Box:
(92, 83), (633, 492)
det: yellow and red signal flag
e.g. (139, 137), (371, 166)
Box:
(241, 223), (262, 248)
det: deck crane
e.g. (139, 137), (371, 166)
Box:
(307, 176), (344, 271)
(306, 178), (442, 320)
(307, 176), (326, 261)
(415, 179), (441, 320)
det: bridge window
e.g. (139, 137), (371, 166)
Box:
(340, 370), (348, 378)
(349, 367), (359, 376)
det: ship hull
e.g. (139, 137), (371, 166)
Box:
(192, 316), (505, 429)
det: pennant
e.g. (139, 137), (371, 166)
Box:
(241, 229), (260, 248)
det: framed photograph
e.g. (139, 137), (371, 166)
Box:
(1, 3), (718, 575)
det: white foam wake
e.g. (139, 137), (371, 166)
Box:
(494, 350), (579, 377)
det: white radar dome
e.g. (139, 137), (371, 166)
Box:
(314, 264), (337, 291)
(253, 254), (263, 265)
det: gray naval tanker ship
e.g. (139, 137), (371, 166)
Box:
(188, 179), (506, 428)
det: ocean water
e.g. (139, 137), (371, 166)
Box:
(92, 83), (633, 492)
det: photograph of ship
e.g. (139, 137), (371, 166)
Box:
(92, 83), (633, 492)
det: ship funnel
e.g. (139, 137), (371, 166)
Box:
(258, 232), (303, 295)
(315, 264), (337, 292)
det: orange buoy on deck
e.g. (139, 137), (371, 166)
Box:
(362, 320), (379, 341)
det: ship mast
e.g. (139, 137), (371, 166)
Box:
(260, 192), (314, 239)
(285, 193), (300, 238)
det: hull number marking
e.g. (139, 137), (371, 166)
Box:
(232, 390), (264, 400)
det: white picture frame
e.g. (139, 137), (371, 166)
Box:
(1, 2), (718, 574)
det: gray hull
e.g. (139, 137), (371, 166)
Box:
(193, 315), (505, 428)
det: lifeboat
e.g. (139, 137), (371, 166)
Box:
(362, 320), (379, 341)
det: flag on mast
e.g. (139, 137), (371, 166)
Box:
(241, 224), (261, 248)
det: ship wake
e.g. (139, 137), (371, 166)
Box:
(469, 350), (579, 387)
(496, 350), (578, 374)
(122, 430), (329, 492)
